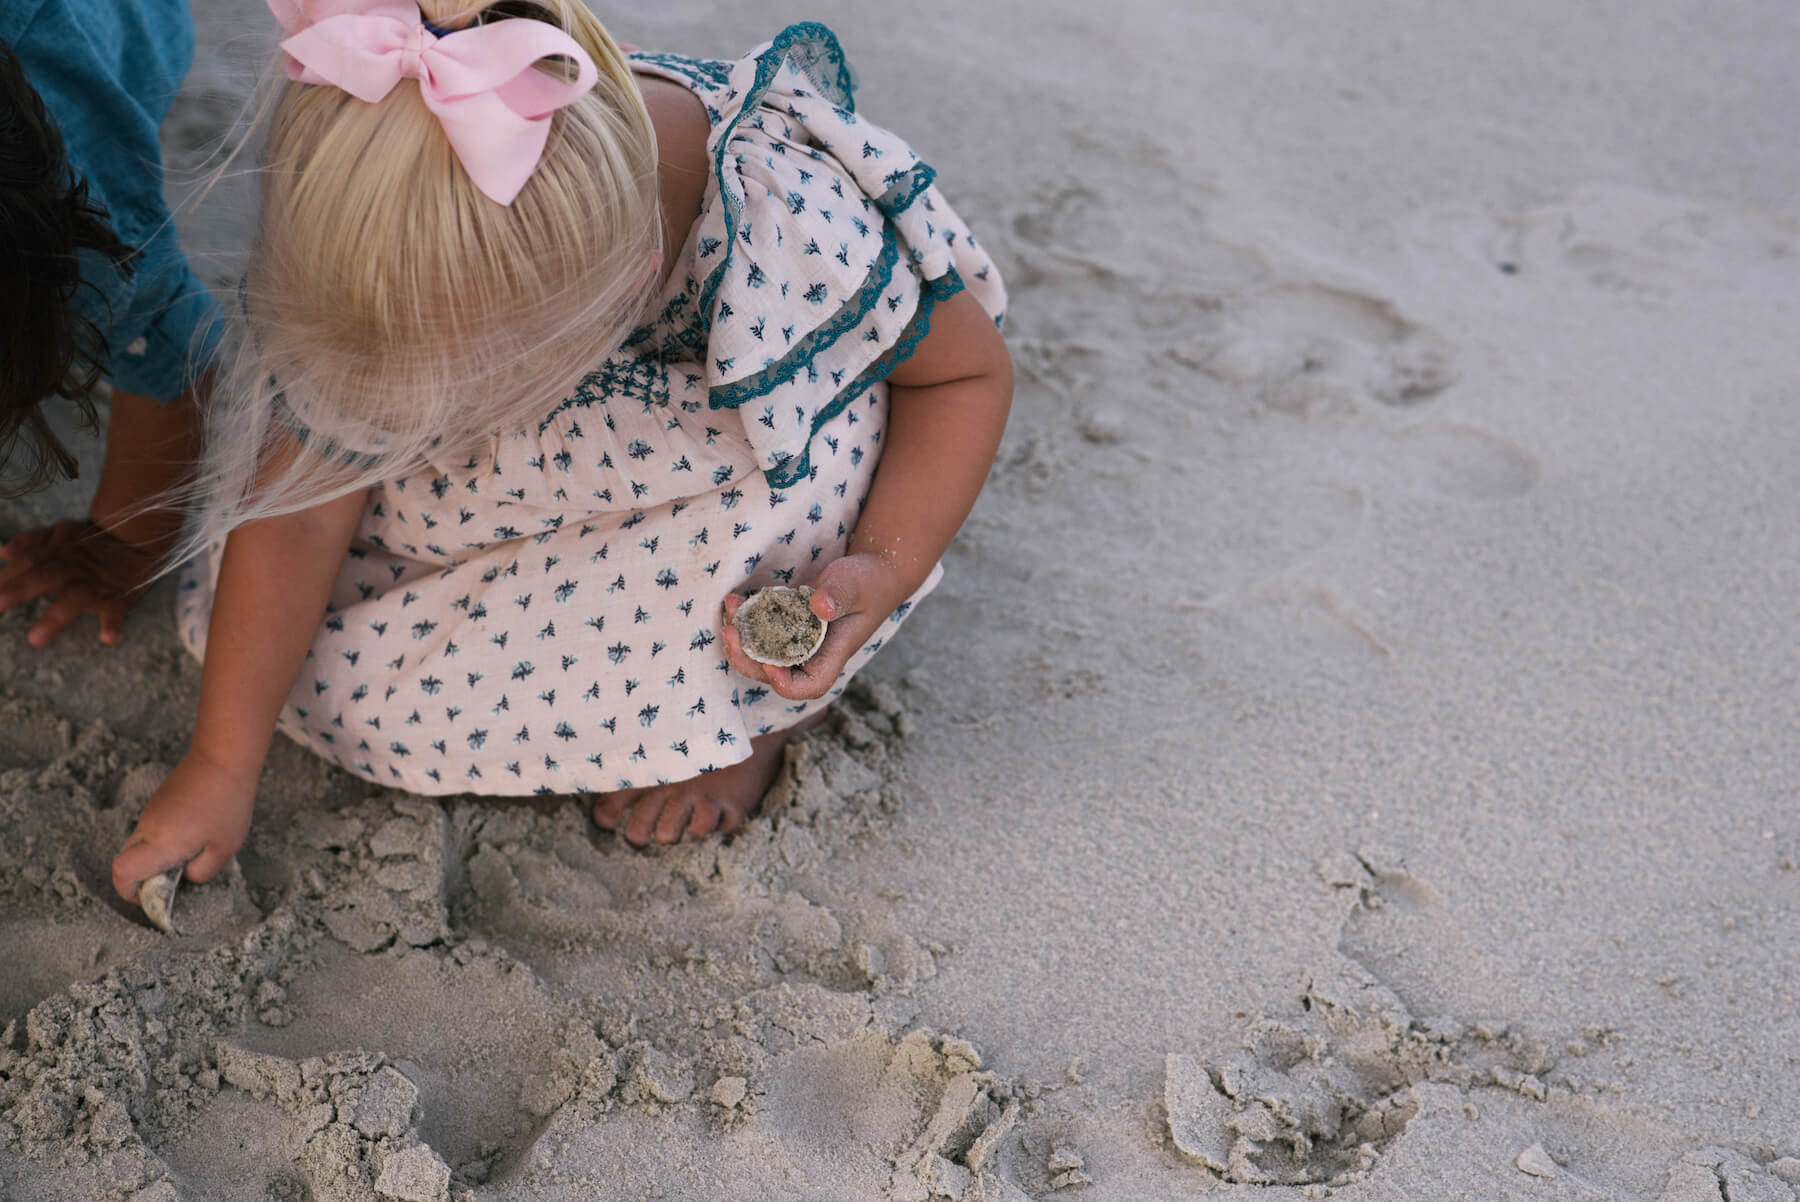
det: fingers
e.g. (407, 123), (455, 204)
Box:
(724, 555), (908, 700)
(807, 559), (860, 622)
(113, 842), (229, 906)
(719, 594), (827, 699)
(27, 586), (100, 648)
(718, 610), (774, 684)
(97, 600), (129, 646)
(113, 839), (189, 904)
(721, 601), (847, 701)
(183, 842), (234, 885)
(780, 616), (876, 701)
(769, 660), (838, 702)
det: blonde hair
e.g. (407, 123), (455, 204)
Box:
(181, 0), (660, 555)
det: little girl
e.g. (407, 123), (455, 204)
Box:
(111, 0), (1010, 905)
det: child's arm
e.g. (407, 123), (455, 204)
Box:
(111, 483), (367, 904)
(721, 290), (1013, 697)
(0, 385), (203, 646)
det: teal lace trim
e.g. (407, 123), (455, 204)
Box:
(763, 266), (966, 490)
(875, 163), (936, 217)
(762, 22), (856, 109)
(706, 222), (899, 412)
(627, 52), (732, 91)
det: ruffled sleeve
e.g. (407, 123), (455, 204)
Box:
(638, 24), (1007, 489)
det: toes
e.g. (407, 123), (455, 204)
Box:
(654, 795), (697, 844)
(597, 768), (769, 846)
(592, 788), (643, 831)
(623, 791), (668, 846)
(686, 797), (720, 839)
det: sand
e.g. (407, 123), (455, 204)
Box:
(4, 0), (1799, 1198)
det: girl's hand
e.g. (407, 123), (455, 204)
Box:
(721, 553), (912, 701)
(111, 752), (257, 905)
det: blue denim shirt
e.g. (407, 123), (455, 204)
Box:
(3, 0), (222, 402)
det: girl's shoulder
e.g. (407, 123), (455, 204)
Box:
(635, 73), (711, 293)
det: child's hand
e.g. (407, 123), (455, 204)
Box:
(0, 519), (162, 647)
(111, 752), (257, 905)
(722, 553), (912, 701)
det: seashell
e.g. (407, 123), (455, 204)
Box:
(139, 866), (183, 935)
(733, 586), (828, 667)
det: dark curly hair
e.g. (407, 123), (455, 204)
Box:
(0, 38), (134, 496)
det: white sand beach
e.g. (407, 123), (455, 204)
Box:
(3, 1), (1798, 1198)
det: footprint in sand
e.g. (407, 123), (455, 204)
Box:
(1176, 282), (1530, 663)
(1388, 421), (1539, 502)
(1335, 850), (1482, 1025)
(1198, 283), (1458, 419)
(1009, 184), (1110, 254)
(1004, 182), (1131, 294)
(1189, 273), (1537, 508)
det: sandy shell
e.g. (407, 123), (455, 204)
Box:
(139, 867), (183, 935)
(733, 586), (829, 667)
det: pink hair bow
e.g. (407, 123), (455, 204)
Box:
(266, 0), (599, 205)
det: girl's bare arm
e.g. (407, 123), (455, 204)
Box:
(112, 485), (367, 902)
(722, 289), (1013, 697)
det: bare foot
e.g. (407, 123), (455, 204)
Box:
(591, 717), (819, 846)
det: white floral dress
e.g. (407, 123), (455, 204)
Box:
(178, 23), (1007, 796)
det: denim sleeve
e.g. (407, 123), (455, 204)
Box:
(7, 0), (223, 403)
(102, 236), (225, 402)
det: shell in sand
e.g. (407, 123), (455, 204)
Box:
(733, 586), (828, 667)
